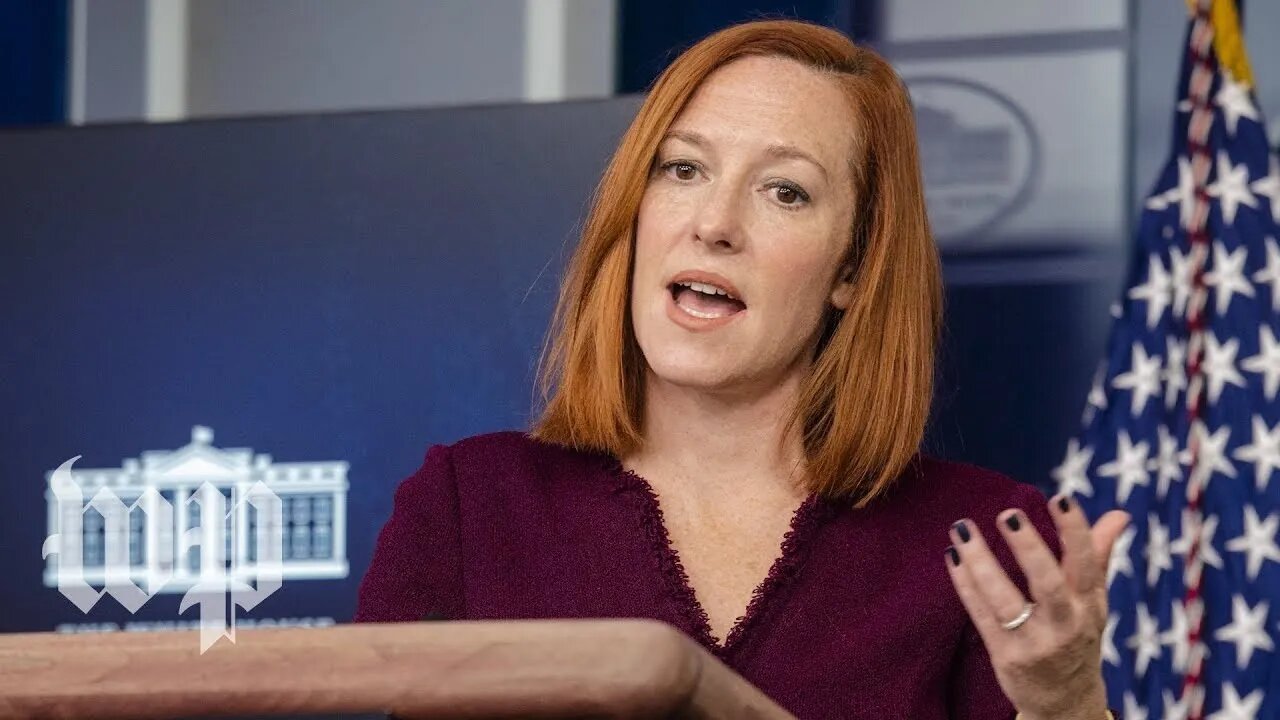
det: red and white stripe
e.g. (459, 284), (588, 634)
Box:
(1179, 1), (1216, 717)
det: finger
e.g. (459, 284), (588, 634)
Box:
(996, 508), (1073, 626)
(1090, 510), (1132, 586)
(949, 519), (1042, 640)
(944, 543), (1011, 653)
(1050, 495), (1099, 594)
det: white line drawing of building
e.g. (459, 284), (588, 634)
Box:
(43, 426), (349, 592)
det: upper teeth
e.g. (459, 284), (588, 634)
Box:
(678, 280), (738, 300)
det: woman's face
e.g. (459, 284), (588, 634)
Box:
(631, 55), (859, 396)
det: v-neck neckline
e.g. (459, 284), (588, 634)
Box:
(605, 457), (836, 663)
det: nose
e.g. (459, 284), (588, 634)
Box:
(692, 179), (744, 252)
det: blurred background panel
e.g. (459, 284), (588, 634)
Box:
(882, 0), (1124, 39)
(6, 1), (1277, 230)
(184, 0), (533, 116)
(5, 1), (1278, 147)
(894, 50), (1127, 251)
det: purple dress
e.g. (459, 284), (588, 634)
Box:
(353, 430), (1062, 719)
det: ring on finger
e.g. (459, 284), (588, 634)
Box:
(1001, 601), (1036, 631)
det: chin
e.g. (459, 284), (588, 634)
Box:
(651, 366), (730, 389)
(643, 351), (747, 392)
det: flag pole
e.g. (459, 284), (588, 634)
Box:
(1180, 1), (1220, 716)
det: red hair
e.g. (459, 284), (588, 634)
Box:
(531, 19), (941, 506)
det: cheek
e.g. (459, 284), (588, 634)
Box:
(631, 200), (675, 317)
(632, 197), (661, 278)
(633, 190), (688, 282)
(635, 189), (674, 248)
(757, 243), (840, 317)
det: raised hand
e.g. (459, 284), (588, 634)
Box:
(944, 496), (1130, 720)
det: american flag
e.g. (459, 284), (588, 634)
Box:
(1054, 1), (1280, 719)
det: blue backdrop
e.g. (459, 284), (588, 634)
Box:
(0, 0), (67, 127)
(617, 0), (873, 93)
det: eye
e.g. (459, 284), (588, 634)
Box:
(767, 181), (811, 208)
(659, 160), (701, 182)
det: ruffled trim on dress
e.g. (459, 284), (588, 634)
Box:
(601, 455), (839, 663)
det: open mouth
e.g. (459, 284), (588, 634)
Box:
(669, 280), (747, 319)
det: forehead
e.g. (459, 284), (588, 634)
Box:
(667, 55), (856, 166)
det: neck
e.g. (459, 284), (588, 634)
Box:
(625, 366), (810, 503)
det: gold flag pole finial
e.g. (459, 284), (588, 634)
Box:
(1187, 0), (1255, 87)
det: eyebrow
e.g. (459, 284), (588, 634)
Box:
(660, 130), (830, 182)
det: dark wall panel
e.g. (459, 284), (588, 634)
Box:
(0, 0), (68, 126)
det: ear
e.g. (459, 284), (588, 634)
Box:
(829, 263), (856, 310)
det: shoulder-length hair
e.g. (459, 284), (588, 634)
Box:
(530, 19), (942, 507)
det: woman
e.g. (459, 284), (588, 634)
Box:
(355, 19), (1128, 720)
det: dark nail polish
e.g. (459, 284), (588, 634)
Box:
(1057, 496), (1071, 513)
(952, 521), (971, 543)
(1006, 513), (1021, 531)
(946, 546), (960, 566)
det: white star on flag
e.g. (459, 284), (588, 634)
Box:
(1241, 325), (1280, 400)
(1169, 245), (1194, 317)
(1127, 254), (1173, 328)
(1083, 361), (1109, 426)
(1251, 155), (1280, 223)
(1097, 431), (1151, 503)
(1145, 512), (1173, 587)
(1087, 363), (1108, 411)
(1172, 508), (1224, 569)
(1225, 506), (1280, 580)
(1149, 424), (1183, 499)
(1147, 156), (1196, 231)
(1085, 363), (1105, 409)
(1231, 415), (1280, 491)
(1204, 242), (1256, 314)
(1250, 236), (1280, 310)
(1111, 344), (1163, 416)
(1202, 333), (1247, 404)
(1163, 689), (1192, 720)
(1163, 338), (1188, 408)
(1052, 438), (1094, 498)
(1123, 693), (1148, 720)
(1184, 421), (1237, 488)
(1207, 151), (1259, 225)
(1102, 613), (1120, 667)
(1160, 600), (1190, 672)
(1126, 602), (1162, 677)
(1214, 596), (1273, 669)
(1109, 525), (1137, 586)
(1176, 155), (1196, 229)
(1208, 684), (1265, 720)
(1214, 71), (1260, 136)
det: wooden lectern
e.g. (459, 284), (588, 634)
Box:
(0, 619), (796, 719)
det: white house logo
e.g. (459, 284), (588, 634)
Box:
(905, 76), (1040, 248)
(41, 426), (349, 651)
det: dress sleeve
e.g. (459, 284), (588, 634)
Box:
(352, 444), (465, 623)
(946, 482), (1061, 720)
